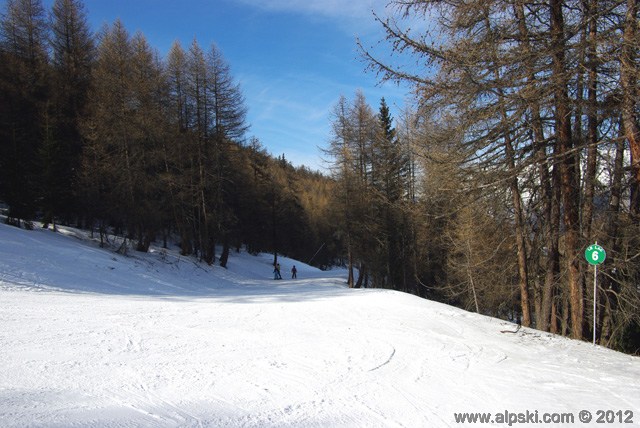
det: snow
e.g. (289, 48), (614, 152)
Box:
(1, 222), (639, 427)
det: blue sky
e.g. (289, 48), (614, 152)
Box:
(41, 0), (414, 170)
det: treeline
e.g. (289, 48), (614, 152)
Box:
(0, 0), (336, 267)
(337, 0), (639, 352)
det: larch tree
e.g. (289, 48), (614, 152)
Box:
(326, 95), (357, 287)
(164, 40), (197, 256)
(41, 0), (94, 228)
(81, 21), (167, 252)
(204, 43), (248, 268)
(0, 0), (49, 226)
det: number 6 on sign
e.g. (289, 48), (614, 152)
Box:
(585, 244), (606, 265)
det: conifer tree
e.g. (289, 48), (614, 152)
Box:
(42, 0), (94, 227)
(81, 21), (167, 252)
(0, 0), (49, 226)
(204, 43), (248, 267)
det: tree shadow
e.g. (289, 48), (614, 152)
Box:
(0, 223), (351, 304)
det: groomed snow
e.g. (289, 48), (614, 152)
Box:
(1, 223), (639, 427)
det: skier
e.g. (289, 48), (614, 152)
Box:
(274, 263), (282, 280)
(291, 265), (297, 279)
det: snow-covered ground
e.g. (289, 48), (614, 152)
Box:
(1, 222), (639, 427)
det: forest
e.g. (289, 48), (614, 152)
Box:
(1, 0), (639, 354)
(0, 0), (339, 269)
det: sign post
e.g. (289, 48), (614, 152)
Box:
(585, 243), (606, 345)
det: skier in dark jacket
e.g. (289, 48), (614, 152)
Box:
(274, 263), (282, 280)
(291, 265), (297, 279)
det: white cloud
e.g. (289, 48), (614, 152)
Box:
(232, 0), (391, 27)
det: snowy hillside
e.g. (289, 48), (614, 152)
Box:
(1, 223), (639, 427)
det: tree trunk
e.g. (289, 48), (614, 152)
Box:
(600, 131), (625, 344)
(581, 0), (599, 243)
(347, 247), (354, 288)
(354, 262), (365, 288)
(514, 0), (559, 331)
(505, 133), (531, 327)
(219, 235), (230, 268)
(551, 0), (584, 339)
(543, 167), (562, 332)
(620, 0), (640, 216)
(485, 9), (531, 326)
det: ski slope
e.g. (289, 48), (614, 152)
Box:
(1, 222), (639, 427)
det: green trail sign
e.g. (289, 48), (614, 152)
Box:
(585, 244), (606, 266)
(585, 243), (606, 346)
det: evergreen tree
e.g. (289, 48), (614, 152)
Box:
(372, 97), (413, 291)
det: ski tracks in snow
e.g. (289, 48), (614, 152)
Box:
(367, 345), (396, 372)
(2, 223), (640, 427)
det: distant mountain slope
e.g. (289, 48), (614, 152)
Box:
(0, 223), (638, 427)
